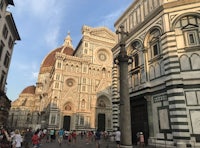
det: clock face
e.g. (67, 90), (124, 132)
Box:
(98, 53), (107, 61)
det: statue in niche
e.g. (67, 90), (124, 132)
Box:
(98, 100), (106, 107)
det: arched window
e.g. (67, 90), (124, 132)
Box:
(131, 40), (143, 67)
(149, 28), (161, 59)
(174, 15), (200, 47)
(57, 62), (61, 68)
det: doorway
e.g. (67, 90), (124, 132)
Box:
(130, 98), (149, 145)
(63, 116), (71, 131)
(98, 113), (105, 131)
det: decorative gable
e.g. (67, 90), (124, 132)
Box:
(82, 25), (117, 42)
(90, 29), (116, 41)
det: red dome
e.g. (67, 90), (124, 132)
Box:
(21, 85), (36, 94)
(40, 46), (74, 74)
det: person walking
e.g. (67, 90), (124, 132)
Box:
(57, 128), (64, 146)
(115, 127), (121, 148)
(32, 130), (40, 148)
(24, 128), (33, 148)
(14, 129), (23, 148)
(72, 130), (77, 144)
(95, 129), (101, 148)
(50, 129), (55, 142)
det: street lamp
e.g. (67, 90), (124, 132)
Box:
(114, 25), (133, 148)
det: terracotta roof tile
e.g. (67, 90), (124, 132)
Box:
(21, 85), (36, 94)
(40, 46), (74, 73)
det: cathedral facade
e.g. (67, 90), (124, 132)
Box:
(112, 0), (200, 147)
(8, 25), (117, 132)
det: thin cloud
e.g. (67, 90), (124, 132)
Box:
(32, 72), (39, 79)
(12, 0), (65, 20)
(98, 5), (130, 30)
(44, 26), (60, 48)
(13, 61), (39, 80)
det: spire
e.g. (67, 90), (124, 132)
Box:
(63, 32), (73, 48)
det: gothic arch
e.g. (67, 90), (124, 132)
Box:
(63, 102), (73, 111)
(96, 94), (112, 107)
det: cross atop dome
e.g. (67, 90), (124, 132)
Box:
(63, 32), (73, 48)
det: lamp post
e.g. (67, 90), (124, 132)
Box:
(115, 25), (133, 148)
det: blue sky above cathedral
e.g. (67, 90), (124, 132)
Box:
(6, 0), (133, 101)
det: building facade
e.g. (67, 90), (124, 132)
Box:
(9, 25), (117, 132)
(0, 0), (20, 127)
(112, 0), (200, 147)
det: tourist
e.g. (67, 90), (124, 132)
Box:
(24, 128), (33, 148)
(95, 129), (101, 148)
(115, 127), (121, 148)
(50, 129), (54, 142)
(0, 128), (11, 148)
(72, 130), (77, 144)
(32, 130), (40, 148)
(14, 129), (23, 148)
(139, 132), (145, 146)
(67, 132), (72, 145)
(57, 128), (64, 146)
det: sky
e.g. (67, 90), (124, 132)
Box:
(6, 0), (133, 101)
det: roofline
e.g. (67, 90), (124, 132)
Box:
(5, 12), (21, 40)
(73, 39), (82, 55)
(114, 0), (138, 27)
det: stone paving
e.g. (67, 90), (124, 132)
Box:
(39, 136), (155, 148)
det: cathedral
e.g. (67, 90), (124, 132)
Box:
(8, 0), (200, 147)
(8, 25), (117, 132)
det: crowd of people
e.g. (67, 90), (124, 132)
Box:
(0, 127), (121, 148)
